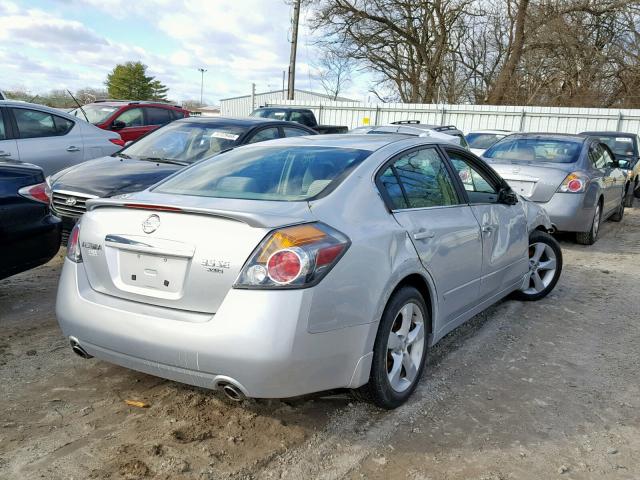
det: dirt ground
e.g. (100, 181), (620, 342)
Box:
(1, 209), (639, 480)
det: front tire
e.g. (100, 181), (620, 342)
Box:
(513, 231), (562, 301)
(354, 286), (429, 409)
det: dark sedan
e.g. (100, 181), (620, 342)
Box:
(48, 117), (317, 239)
(1, 161), (61, 280)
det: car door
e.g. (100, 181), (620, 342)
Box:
(600, 144), (625, 210)
(0, 108), (19, 161)
(11, 106), (82, 176)
(588, 142), (617, 213)
(445, 147), (529, 299)
(376, 146), (484, 328)
(111, 107), (147, 143)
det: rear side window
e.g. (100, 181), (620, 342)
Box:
(589, 144), (607, 169)
(13, 108), (74, 138)
(0, 114), (5, 140)
(155, 146), (371, 201)
(289, 111), (316, 127)
(378, 147), (459, 209)
(116, 108), (144, 127)
(171, 109), (187, 120)
(247, 127), (279, 144)
(146, 107), (173, 126)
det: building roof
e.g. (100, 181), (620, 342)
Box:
(220, 89), (355, 102)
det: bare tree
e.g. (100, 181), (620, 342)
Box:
(315, 49), (353, 99)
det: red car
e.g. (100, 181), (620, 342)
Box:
(69, 100), (189, 143)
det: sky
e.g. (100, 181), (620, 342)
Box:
(0, 0), (369, 105)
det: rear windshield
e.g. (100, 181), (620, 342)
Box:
(70, 105), (118, 124)
(484, 138), (582, 163)
(124, 122), (245, 163)
(466, 133), (506, 150)
(591, 136), (636, 158)
(154, 146), (371, 201)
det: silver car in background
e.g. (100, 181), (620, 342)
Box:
(0, 100), (123, 176)
(56, 135), (562, 409)
(483, 133), (626, 245)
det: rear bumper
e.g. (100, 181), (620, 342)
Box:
(55, 260), (373, 398)
(535, 193), (594, 233)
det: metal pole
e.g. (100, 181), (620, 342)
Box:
(287, 0), (301, 100)
(251, 83), (256, 112)
(198, 68), (207, 106)
(282, 71), (286, 99)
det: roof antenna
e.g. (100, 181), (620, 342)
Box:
(67, 89), (89, 122)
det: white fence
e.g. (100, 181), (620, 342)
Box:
(262, 100), (640, 135)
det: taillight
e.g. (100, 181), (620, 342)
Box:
(557, 172), (589, 193)
(235, 223), (350, 289)
(18, 182), (51, 204)
(109, 137), (125, 147)
(67, 223), (82, 263)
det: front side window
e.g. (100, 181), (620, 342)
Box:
(484, 137), (582, 164)
(283, 126), (311, 137)
(446, 149), (499, 204)
(247, 127), (279, 144)
(146, 107), (173, 126)
(14, 108), (73, 138)
(379, 148), (459, 210)
(289, 111), (316, 127)
(589, 144), (607, 169)
(115, 108), (144, 127)
(155, 146), (370, 201)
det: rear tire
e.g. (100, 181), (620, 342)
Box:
(576, 202), (602, 245)
(513, 231), (563, 301)
(354, 286), (429, 409)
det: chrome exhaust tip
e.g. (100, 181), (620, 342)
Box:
(220, 383), (244, 402)
(69, 337), (93, 359)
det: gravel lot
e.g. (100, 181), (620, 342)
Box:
(1, 209), (639, 480)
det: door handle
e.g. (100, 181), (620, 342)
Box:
(66, 146), (81, 152)
(0, 151), (12, 157)
(482, 225), (497, 234)
(413, 230), (435, 241)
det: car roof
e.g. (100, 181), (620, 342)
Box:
(505, 132), (586, 143)
(580, 131), (637, 138)
(0, 100), (79, 119)
(177, 116), (313, 128)
(468, 129), (515, 134)
(236, 133), (448, 152)
(85, 100), (183, 108)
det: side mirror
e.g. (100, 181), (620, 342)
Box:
(498, 187), (518, 205)
(608, 159), (620, 169)
(111, 120), (126, 130)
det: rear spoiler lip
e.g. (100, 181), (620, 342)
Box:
(85, 197), (308, 229)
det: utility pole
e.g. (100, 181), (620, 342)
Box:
(251, 83), (256, 112)
(282, 70), (286, 99)
(287, 0), (301, 100)
(198, 68), (207, 106)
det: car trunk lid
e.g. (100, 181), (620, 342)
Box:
(487, 161), (573, 203)
(79, 195), (315, 313)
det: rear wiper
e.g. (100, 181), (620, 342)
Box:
(140, 157), (189, 166)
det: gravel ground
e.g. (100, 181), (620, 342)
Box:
(1, 209), (639, 480)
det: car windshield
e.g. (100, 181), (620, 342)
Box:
(591, 136), (635, 158)
(466, 133), (506, 150)
(122, 122), (245, 163)
(69, 105), (118, 124)
(154, 145), (371, 201)
(483, 138), (582, 163)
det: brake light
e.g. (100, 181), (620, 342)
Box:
(18, 182), (51, 204)
(109, 138), (125, 147)
(557, 172), (588, 193)
(67, 223), (82, 263)
(235, 222), (350, 289)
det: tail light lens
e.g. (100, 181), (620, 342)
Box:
(18, 182), (51, 204)
(67, 223), (83, 263)
(557, 172), (589, 193)
(235, 222), (350, 289)
(109, 137), (125, 147)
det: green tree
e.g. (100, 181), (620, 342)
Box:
(105, 61), (168, 100)
(150, 80), (169, 101)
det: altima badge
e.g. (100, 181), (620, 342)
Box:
(142, 214), (160, 234)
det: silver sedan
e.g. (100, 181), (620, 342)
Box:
(56, 135), (562, 409)
(483, 133), (627, 245)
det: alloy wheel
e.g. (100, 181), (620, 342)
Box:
(523, 242), (558, 295)
(386, 302), (425, 392)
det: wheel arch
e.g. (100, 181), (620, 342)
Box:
(388, 273), (435, 337)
